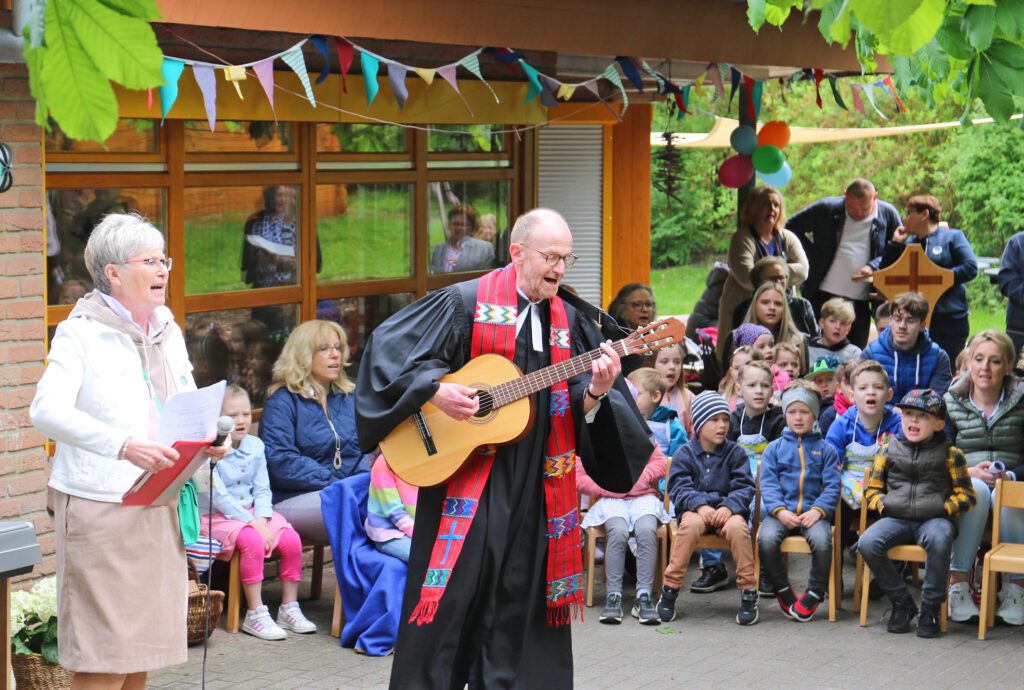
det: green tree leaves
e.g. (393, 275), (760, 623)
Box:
(747, 1), (1024, 121)
(24, 0), (164, 143)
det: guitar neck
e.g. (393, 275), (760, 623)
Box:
(485, 339), (630, 409)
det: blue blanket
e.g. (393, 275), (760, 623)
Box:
(321, 473), (407, 656)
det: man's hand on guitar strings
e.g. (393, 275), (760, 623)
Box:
(588, 341), (621, 398)
(432, 382), (481, 421)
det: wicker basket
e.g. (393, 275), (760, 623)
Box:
(187, 560), (225, 646)
(11, 653), (73, 690)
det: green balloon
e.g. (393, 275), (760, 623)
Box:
(752, 145), (785, 174)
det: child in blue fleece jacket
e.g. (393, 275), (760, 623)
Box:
(757, 381), (841, 622)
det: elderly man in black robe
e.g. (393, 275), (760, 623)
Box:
(356, 208), (651, 689)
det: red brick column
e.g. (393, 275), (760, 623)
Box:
(1, 63), (52, 581)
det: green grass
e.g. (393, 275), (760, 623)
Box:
(651, 262), (1005, 338)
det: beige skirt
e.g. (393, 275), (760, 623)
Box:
(55, 491), (187, 673)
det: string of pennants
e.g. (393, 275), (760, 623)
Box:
(155, 34), (907, 131)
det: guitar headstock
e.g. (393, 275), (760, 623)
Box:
(623, 317), (686, 357)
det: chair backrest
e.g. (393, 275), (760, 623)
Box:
(992, 479), (1024, 546)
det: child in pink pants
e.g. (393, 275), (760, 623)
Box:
(200, 385), (316, 641)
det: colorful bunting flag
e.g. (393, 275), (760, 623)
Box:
(335, 37), (354, 93)
(388, 62), (409, 109)
(728, 67), (741, 110)
(813, 68), (825, 108)
(707, 64), (725, 99)
(361, 52), (380, 107)
(223, 65), (247, 100)
(253, 59), (276, 117)
(601, 63), (628, 114)
(850, 83), (867, 117)
(310, 35), (332, 85)
(413, 67), (436, 85)
(192, 64), (217, 132)
(281, 46), (316, 107)
(556, 83), (576, 101)
(538, 74), (560, 107)
(862, 83), (888, 120)
(460, 53), (499, 103)
(519, 60), (543, 103)
(159, 58), (185, 122)
(437, 64), (473, 115)
(882, 76), (907, 113)
(616, 57), (644, 92)
(827, 74), (847, 110)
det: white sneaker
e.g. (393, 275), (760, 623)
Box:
(277, 602), (317, 634)
(996, 582), (1024, 626)
(242, 605), (287, 640)
(948, 581), (980, 623)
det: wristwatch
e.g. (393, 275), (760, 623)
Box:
(585, 386), (608, 401)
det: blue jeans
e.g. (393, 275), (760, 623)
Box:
(858, 516), (956, 605)
(758, 516), (833, 595)
(951, 477), (1024, 580)
(374, 535), (411, 562)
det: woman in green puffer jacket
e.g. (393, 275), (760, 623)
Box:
(943, 330), (1024, 625)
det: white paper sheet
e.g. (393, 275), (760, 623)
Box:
(157, 380), (227, 446)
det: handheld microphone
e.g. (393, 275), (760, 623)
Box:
(212, 416), (234, 448)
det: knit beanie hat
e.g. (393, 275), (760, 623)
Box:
(733, 323), (772, 348)
(691, 391), (730, 436)
(781, 385), (821, 419)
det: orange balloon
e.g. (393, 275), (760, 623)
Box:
(757, 121), (791, 149)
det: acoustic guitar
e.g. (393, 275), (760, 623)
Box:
(381, 317), (686, 487)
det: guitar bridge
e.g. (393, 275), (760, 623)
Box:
(413, 410), (438, 456)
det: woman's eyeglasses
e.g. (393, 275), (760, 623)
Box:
(121, 257), (172, 271)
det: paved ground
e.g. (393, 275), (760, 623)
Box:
(150, 556), (1024, 689)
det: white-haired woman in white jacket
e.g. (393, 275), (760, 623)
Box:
(31, 213), (228, 690)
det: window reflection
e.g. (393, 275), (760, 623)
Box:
(184, 185), (309, 295)
(47, 188), (165, 305)
(316, 124), (406, 153)
(315, 294), (412, 372)
(316, 183), (412, 281)
(428, 125), (504, 153)
(185, 305), (298, 407)
(45, 118), (158, 153)
(427, 180), (509, 274)
(184, 121), (293, 153)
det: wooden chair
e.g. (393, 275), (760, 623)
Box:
(857, 483), (948, 631)
(225, 542), (329, 633)
(978, 479), (1024, 639)
(583, 454), (670, 607)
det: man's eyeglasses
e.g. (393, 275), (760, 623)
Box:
(121, 257), (172, 271)
(520, 245), (578, 268)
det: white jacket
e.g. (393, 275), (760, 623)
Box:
(30, 303), (195, 503)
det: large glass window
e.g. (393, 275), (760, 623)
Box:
(427, 179), (509, 274)
(184, 185), (301, 295)
(185, 304), (299, 407)
(316, 294), (413, 371)
(47, 188), (165, 304)
(428, 125), (505, 153)
(45, 118), (158, 154)
(317, 124), (407, 153)
(185, 121), (293, 154)
(316, 183), (412, 282)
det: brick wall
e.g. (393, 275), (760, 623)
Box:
(0, 63), (51, 583)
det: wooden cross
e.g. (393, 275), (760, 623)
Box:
(870, 244), (954, 327)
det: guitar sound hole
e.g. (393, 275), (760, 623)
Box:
(472, 386), (496, 421)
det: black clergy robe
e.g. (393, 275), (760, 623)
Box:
(356, 279), (652, 690)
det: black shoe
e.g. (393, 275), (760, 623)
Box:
(657, 585), (680, 622)
(600, 593), (623, 624)
(736, 589), (760, 626)
(916, 600), (942, 638)
(758, 568), (773, 599)
(690, 564), (729, 593)
(886, 594), (919, 634)
(631, 592), (661, 626)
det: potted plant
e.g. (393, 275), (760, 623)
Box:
(9, 577), (72, 690)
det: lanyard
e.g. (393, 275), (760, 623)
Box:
(741, 406), (767, 437)
(854, 412), (881, 446)
(323, 400), (342, 470)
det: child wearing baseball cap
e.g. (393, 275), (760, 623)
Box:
(657, 391), (759, 626)
(857, 388), (976, 638)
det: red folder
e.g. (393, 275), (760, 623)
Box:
(121, 440), (210, 506)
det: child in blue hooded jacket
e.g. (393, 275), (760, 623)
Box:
(757, 381), (841, 622)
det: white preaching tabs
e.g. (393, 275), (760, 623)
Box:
(157, 380), (227, 446)
(515, 290), (544, 352)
